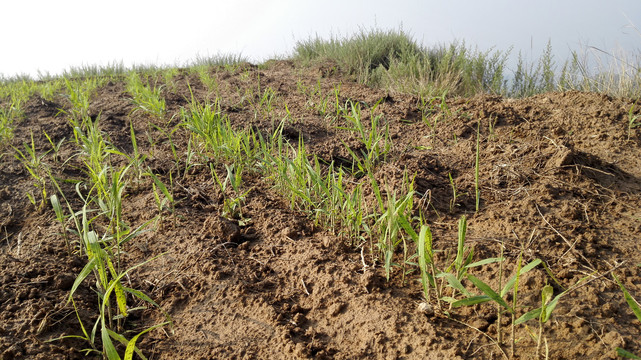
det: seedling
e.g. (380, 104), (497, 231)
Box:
(43, 130), (65, 164)
(339, 99), (391, 177)
(145, 171), (176, 228)
(613, 274), (641, 359)
(127, 72), (166, 118)
(13, 132), (50, 208)
(448, 172), (462, 213)
(211, 163), (250, 221)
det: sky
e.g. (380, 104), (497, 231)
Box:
(2, 0), (640, 78)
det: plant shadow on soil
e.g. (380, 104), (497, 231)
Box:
(1, 61), (641, 359)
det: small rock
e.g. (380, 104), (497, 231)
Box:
(417, 302), (434, 316)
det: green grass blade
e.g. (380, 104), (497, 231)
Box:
(612, 274), (641, 321)
(67, 258), (96, 303)
(452, 295), (492, 308)
(543, 292), (563, 323)
(466, 257), (504, 268)
(107, 258), (128, 317)
(442, 272), (472, 297)
(515, 308), (542, 325)
(617, 348), (641, 359)
(124, 322), (170, 360)
(501, 258), (542, 297)
(101, 321), (121, 360)
(467, 274), (512, 312)
(614, 274), (641, 323)
(145, 172), (173, 203)
(418, 225), (431, 299)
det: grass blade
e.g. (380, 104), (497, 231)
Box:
(452, 295), (492, 308)
(613, 274), (641, 322)
(468, 274), (513, 312)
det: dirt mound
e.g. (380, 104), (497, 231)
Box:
(1, 61), (640, 359)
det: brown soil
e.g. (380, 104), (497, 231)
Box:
(1, 60), (640, 359)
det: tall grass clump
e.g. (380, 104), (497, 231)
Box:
(188, 53), (249, 68)
(294, 27), (641, 99)
(510, 40), (557, 97)
(293, 28), (509, 97)
(557, 46), (641, 98)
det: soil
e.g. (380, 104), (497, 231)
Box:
(1, 60), (640, 359)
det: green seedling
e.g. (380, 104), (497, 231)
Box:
(181, 98), (260, 168)
(416, 224), (441, 308)
(145, 171), (176, 228)
(514, 284), (562, 360)
(43, 130), (65, 163)
(162, 67), (179, 94)
(50, 194), (72, 254)
(448, 173), (462, 213)
(195, 65), (219, 95)
(62, 77), (99, 122)
(488, 115), (498, 141)
(339, 99), (391, 177)
(613, 274), (641, 359)
(125, 120), (146, 179)
(47, 178), (171, 360)
(13, 132), (50, 208)
(0, 98), (22, 145)
(127, 72), (166, 118)
(419, 93), (449, 128)
(211, 163), (251, 221)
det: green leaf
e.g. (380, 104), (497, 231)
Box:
(442, 273), (472, 297)
(543, 292), (563, 323)
(418, 225), (432, 299)
(614, 274), (641, 323)
(501, 258), (542, 297)
(67, 258), (96, 303)
(145, 172), (173, 203)
(452, 295), (491, 308)
(468, 274), (513, 312)
(101, 321), (121, 360)
(455, 216), (467, 272)
(541, 284), (553, 305)
(124, 322), (170, 360)
(466, 257), (504, 268)
(515, 307), (543, 325)
(397, 215), (418, 243)
(617, 348), (641, 359)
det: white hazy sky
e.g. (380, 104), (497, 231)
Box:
(2, 0), (640, 78)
